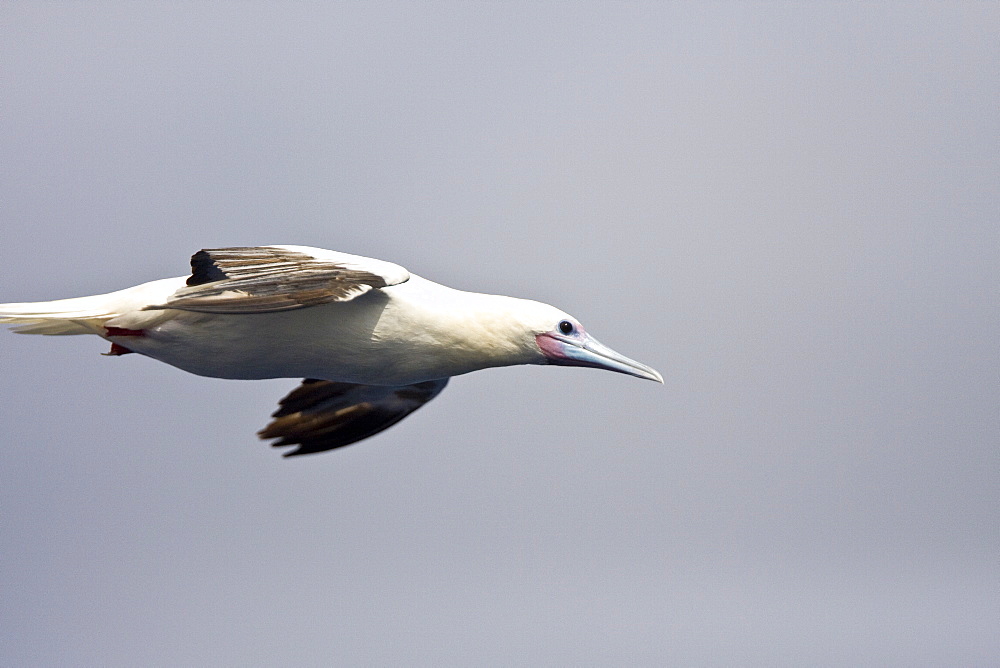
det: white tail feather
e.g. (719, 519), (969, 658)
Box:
(0, 319), (105, 335)
(0, 277), (187, 336)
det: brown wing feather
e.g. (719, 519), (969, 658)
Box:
(147, 246), (406, 314)
(258, 378), (449, 457)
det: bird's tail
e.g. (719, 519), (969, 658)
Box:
(0, 293), (122, 335)
(0, 277), (185, 336)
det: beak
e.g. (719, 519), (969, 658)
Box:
(538, 332), (664, 383)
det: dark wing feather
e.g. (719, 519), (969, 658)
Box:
(258, 378), (449, 457)
(147, 246), (409, 314)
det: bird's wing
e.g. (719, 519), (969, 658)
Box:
(258, 377), (449, 456)
(146, 245), (410, 314)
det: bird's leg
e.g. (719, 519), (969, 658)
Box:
(102, 326), (145, 356)
(105, 326), (146, 337)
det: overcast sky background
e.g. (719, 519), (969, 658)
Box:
(1, 2), (997, 665)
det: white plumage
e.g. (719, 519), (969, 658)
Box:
(1, 246), (661, 456)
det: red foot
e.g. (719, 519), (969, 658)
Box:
(105, 326), (146, 337)
(103, 342), (134, 356)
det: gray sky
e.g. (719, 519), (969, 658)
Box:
(1, 2), (997, 665)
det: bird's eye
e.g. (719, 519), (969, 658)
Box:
(559, 320), (575, 335)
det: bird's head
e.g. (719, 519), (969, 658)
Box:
(442, 293), (662, 383)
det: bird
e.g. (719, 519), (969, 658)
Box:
(1, 245), (662, 456)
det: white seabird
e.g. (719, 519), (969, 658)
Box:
(0, 246), (662, 456)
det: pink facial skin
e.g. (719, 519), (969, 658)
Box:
(535, 331), (566, 360)
(535, 331), (603, 368)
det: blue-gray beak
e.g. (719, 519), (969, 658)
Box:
(539, 332), (663, 383)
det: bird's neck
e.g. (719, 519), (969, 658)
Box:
(379, 276), (546, 379)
